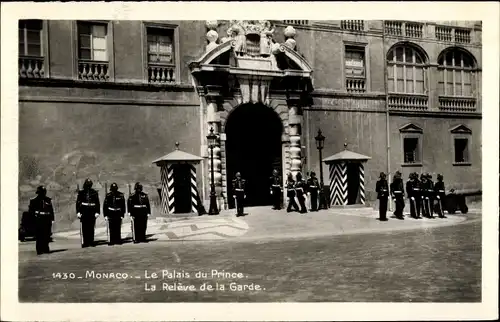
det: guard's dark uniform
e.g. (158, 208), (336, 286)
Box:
(76, 179), (100, 247)
(306, 173), (320, 212)
(286, 175), (299, 213)
(29, 186), (54, 255)
(406, 173), (421, 218)
(427, 175), (435, 217)
(390, 173), (405, 219)
(232, 175), (246, 216)
(295, 173), (308, 214)
(434, 175), (446, 218)
(375, 174), (389, 221)
(103, 183), (126, 245)
(420, 175), (432, 218)
(128, 183), (151, 243)
(270, 172), (282, 210)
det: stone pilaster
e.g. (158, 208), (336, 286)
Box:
(205, 92), (224, 208)
(287, 100), (303, 178)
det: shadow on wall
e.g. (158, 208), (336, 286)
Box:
(18, 150), (164, 233)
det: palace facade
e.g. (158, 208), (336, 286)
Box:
(18, 20), (482, 218)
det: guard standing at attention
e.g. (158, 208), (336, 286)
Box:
(103, 183), (126, 245)
(269, 169), (282, 210)
(406, 173), (422, 218)
(420, 173), (431, 218)
(76, 178), (100, 248)
(427, 174), (435, 218)
(375, 172), (389, 221)
(127, 182), (151, 243)
(434, 174), (447, 218)
(285, 173), (299, 213)
(295, 172), (308, 214)
(307, 171), (320, 212)
(232, 172), (246, 216)
(29, 186), (54, 255)
(390, 171), (405, 219)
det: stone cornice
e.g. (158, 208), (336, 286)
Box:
(312, 89), (386, 99)
(389, 109), (482, 119)
(18, 95), (199, 107)
(19, 77), (195, 93)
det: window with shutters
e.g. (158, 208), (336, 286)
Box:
(344, 45), (366, 92)
(146, 26), (177, 84)
(18, 19), (47, 78)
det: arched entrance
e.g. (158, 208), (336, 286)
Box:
(225, 103), (283, 208)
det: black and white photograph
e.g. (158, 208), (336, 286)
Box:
(1, 2), (498, 321)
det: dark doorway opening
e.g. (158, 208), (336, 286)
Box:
(347, 163), (360, 205)
(225, 103), (283, 208)
(173, 164), (191, 213)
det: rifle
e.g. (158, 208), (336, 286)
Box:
(105, 182), (110, 243)
(76, 183), (85, 247)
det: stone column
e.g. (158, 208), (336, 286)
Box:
(287, 100), (303, 178)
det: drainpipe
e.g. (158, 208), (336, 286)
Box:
(383, 22), (393, 212)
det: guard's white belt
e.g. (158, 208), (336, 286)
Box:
(108, 207), (121, 211)
(381, 189), (387, 191)
(235, 188), (244, 191)
(272, 185), (281, 187)
(134, 205), (147, 208)
(296, 187), (304, 191)
(35, 211), (50, 215)
(393, 191), (403, 193)
(438, 190), (445, 192)
(413, 188), (420, 190)
(81, 202), (95, 206)
(310, 186), (318, 188)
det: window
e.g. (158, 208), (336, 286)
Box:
(78, 22), (108, 61)
(387, 44), (427, 94)
(438, 49), (476, 97)
(147, 28), (174, 64)
(345, 45), (366, 92)
(450, 124), (472, 165)
(403, 138), (420, 163)
(399, 123), (423, 166)
(454, 138), (469, 163)
(19, 20), (43, 56)
(146, 26), (177, 83)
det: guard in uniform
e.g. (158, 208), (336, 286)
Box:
(427, 174), (435, 218)
(420, 173), (431, 218)
(390, 171), (405, 219)
(127, 182), (151, 243)
(307, 171), (320, 212)
(269, 169), (282, 210)
(295, 172), (308, 214)
(103, 183), (126, 245)
(76, 178), (100, 247)
(285, 173), (299, 213)
(434, 174), (446, 218)
(406, 173), (420, 218)
(29, 186), (54, 255)
(375, 172), (389, 221)
(232, 172), (246, 216)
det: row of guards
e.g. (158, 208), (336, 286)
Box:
(151, 143), (374, 214)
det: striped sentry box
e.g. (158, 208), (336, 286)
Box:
(190, 164), (199, 214)
(329, 162), (348, 206)
(359, 163), (365, 205)
(166, 164), (175, 214)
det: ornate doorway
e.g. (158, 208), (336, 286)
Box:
(225, 103), (283, 208)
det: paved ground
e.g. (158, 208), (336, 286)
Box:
(19, 204), (482, 302)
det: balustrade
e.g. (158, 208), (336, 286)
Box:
(78, 60), (109, 81)
(436, 26), (453, 41)
(439, 96), (476, 111)
(19, 56), (44, 78)
(283, 20), (309, 25)
(346, 77), (366, 93)
(388, 94), (428, 110)
(454, 28), (471, 43)
(341, 20), (364, 31)
(148, 63), (176, 83)
(384, 21), (403, 36)
(405, 23), (423, 38)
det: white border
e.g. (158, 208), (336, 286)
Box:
(2, 2), (499, 321)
